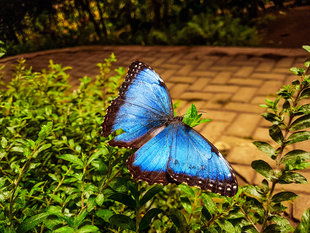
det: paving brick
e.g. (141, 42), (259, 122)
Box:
(191, 70), (217, 77)
(179, 92), (213, 101)
(160, 69), (177, 80)
(211, 71), (231, 84)
(176, 64), (194, 75)
(231, 87), (257, 102)
(169, 76), (197, 83)
(228, 78), (262, 86)
(170, 83), (189, 98)
(224, 102), (263, 113)
(227, 142), (274, 166)
(234, 66), (255, 77)
(210, 66), (239, 72)
(197, 60), (215, 69)
(251, 72), (286, 80)
(204, 85), (239, 93)
(292, 193), (310, 220)
(276, 57), (295, 68)
(203, 110), (236, 122)
(161, 63), (182, 70)
(231, 164), (257, 186)
(204, 93), (232, 109)
(257, 80), (283, 95)
(188, 78), (211, 91)
(200, 121), (230, 142)
(227, 113), (261, 138)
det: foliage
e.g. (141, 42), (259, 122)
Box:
(0, 0), (263, 56)
(1, 49), (310, 232)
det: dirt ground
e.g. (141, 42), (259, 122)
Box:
(258, 4), (310, 48)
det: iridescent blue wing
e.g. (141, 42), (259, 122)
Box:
(127, 121), (238, 196)
(102, 61), (173, 148)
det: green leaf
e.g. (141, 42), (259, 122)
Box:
(109, 214), (135, 231)
(140, 185), (163, 207)
(290, 67), (305, 76)
(77, 225), (99, 233)
(87, 147), (109, 166)
(18, 212), (50, 232)
(272, 191), (298, 203)
(290, 114), (310, 130)
(269, 125), (284, 145)
(201, 193), (217, 215)
(54, 226), (75, 233)
(287, 131), (310, 145)
(270, 216), (294, 233)
(48, 194), (63, 204)
(216, 219), (235, 233)
(300, 104), (310, 114)
(262, 113), (280, 124)
(139, 208), (162, 232)
(58, 154), (84, 167)
(300, 88), (310, 99)
(253, 141), (276, 158)
(280, 150), (310, 165)
(183, 104), (211, 127)
(33, 143), (52, 158)
(169, 209), (188, 231)
(108, 193), (136, 209)
(251, 160), (275, 180)
(178, 183), (195, 198)
(202, 206), (212, 220)
(96, 193), (104, 206)
(243, 185), (263, 199)
(180, 196), (192, 214)
(278, 172), (307, 184)
(295, 208), (310, 233)
(1, 137), (8, 149)
(303, 45), (310, 53)
(96, 209), (114, 222)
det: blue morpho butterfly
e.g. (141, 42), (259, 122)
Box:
(102, 61), (238, 196)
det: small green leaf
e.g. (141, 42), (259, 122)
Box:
(251, 160), (275, 180)
(139, 208), (162, 232)
(33, 143), (52, 158)
(1, 137), (8, 149)
(183, 104), (211, 127)
(169, 209), (188, 231)
(96, 193), (104, 206)
(278, 172), (307, 184)
(253, 141), (276, 158)
(270, 216), (294, 233)
(269, 125), (284, 145)
(48, 194), (63, 204)
(140, 185), (163, 207)
(300, 88), (310, 99)
(216, 219), (235, 233)
(54, 226), (75, 233)
(77, 225), (99, 233)
(303, 45), (310, 53)
(300, 104), (310, 114)
(108, 193), (136, 209)
(272, 191), (298, 203)
(295, 207), (310, 233)
(261, 113), (280, 124)
(202, 206), (212, 220)
(109, 214), (135, 231)
(290, 114), (310, 130)
(96, 209), (114, 222)
(280, 150), (310, 165)
(18, 212), (50, 232)
(201, 193), (217, 215)
(180, 196), (192, 214)
(287, 131), (310, 145)
(87, 147), (109, 166)
(178, 183), (195, 198)
(290, 67), (305, 76)
(58, 154), (84, 167)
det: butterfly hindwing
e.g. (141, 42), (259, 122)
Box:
(167, 122), (238, 197)
(102, 61), (173, 148)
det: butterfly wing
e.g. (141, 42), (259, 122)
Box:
(167, 122), (238, 196)
(127, 121), (238, 196)
(102, 61), (173, 148)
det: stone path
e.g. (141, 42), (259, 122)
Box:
(1, 45), (309, 221)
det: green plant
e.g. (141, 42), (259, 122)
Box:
(240, 45), (310, 232)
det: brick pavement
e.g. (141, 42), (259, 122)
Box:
(1, 45), (309, 221)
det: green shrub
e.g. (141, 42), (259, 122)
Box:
(1, 49), (310, 232)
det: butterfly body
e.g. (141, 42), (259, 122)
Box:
(102, 61), (238, 196)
